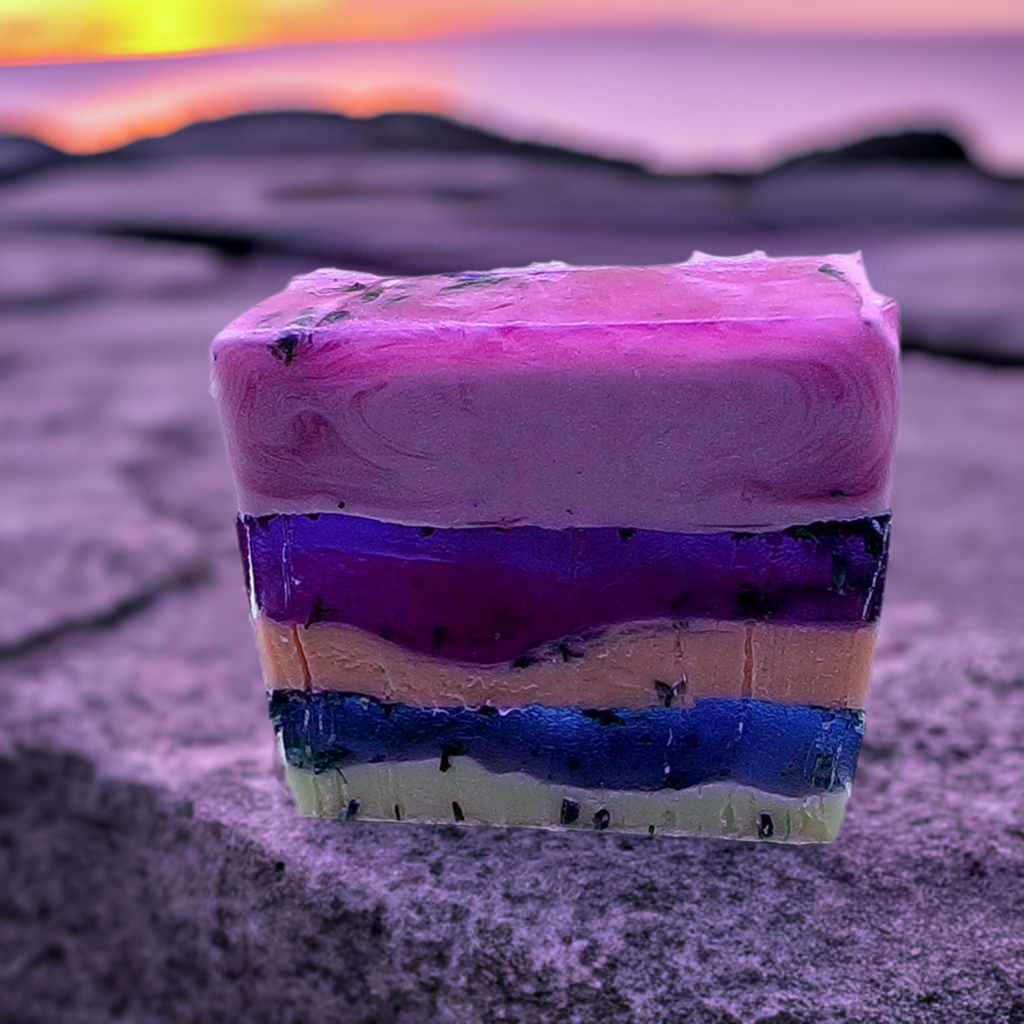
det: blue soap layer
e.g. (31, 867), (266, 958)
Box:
(271, 692), (864, 798)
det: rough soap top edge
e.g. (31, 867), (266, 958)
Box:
(210, 251), (899, 352)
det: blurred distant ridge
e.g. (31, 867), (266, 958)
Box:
(773, 129), (972, 170)
(1, 110), (1023, 361)
(0, 114), (983, 172)
(0, 110), (647, 181)
(0, 136), (67, 183)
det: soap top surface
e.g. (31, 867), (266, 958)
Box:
(216, 252), (894, 339)
(211, 253), (899, 531)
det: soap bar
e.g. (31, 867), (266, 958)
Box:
(212, 252), (899, 843)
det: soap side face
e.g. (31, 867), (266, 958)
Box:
(212, 253), (899, 843)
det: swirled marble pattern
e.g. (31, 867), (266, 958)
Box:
(212, 254), (899, 531)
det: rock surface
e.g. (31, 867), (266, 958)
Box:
(1, 113), (1023, 1023)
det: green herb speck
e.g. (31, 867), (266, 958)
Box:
(831, 554), (848, 593)
(790, 525), (820, 545)
(440, 275), (511, 292)
(319, 309), (352, 324)
(268, 335), (299, 366)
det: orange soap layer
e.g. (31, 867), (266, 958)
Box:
(254, 617), (876, 710)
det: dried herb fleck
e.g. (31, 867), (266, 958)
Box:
(581, 709), (625, 727)
(734, 585), (778, 619)
(559, 798), (580, 825)
(440, 274), (511, 292)
(811, 751), (836, 790)
(654, 680), (677, 708)
(788, 525), (820, 545)
(319, 309), (352, 325)
(432, 624), (455, 649)
(304, 596), (326, 629)
(512, 653), (541, 670)
(439, 742), (464, 773)
(831, 554), (848, 593)
(557, 642), (585, 663)
(864, 516), (890, 560)
(268, 333), (303, 366)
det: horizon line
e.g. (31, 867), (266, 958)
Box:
(1, 106), (988, 178)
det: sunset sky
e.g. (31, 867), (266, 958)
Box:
(3, 0), (1024, 64)
(1, 2), (1021, 171)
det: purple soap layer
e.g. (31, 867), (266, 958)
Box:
(211, 255), (899, 531)
(239, 513), (889, 664)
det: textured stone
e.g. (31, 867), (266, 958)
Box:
(1, 115), (1023, 1022)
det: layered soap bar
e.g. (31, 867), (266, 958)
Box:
(212, 252), (899, 843)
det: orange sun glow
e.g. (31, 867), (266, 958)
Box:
(3, 0), (1024, 64)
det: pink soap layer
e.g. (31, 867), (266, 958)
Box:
(211, 253), (899, 531)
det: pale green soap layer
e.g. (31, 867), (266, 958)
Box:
(283, 758), (850, 844)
